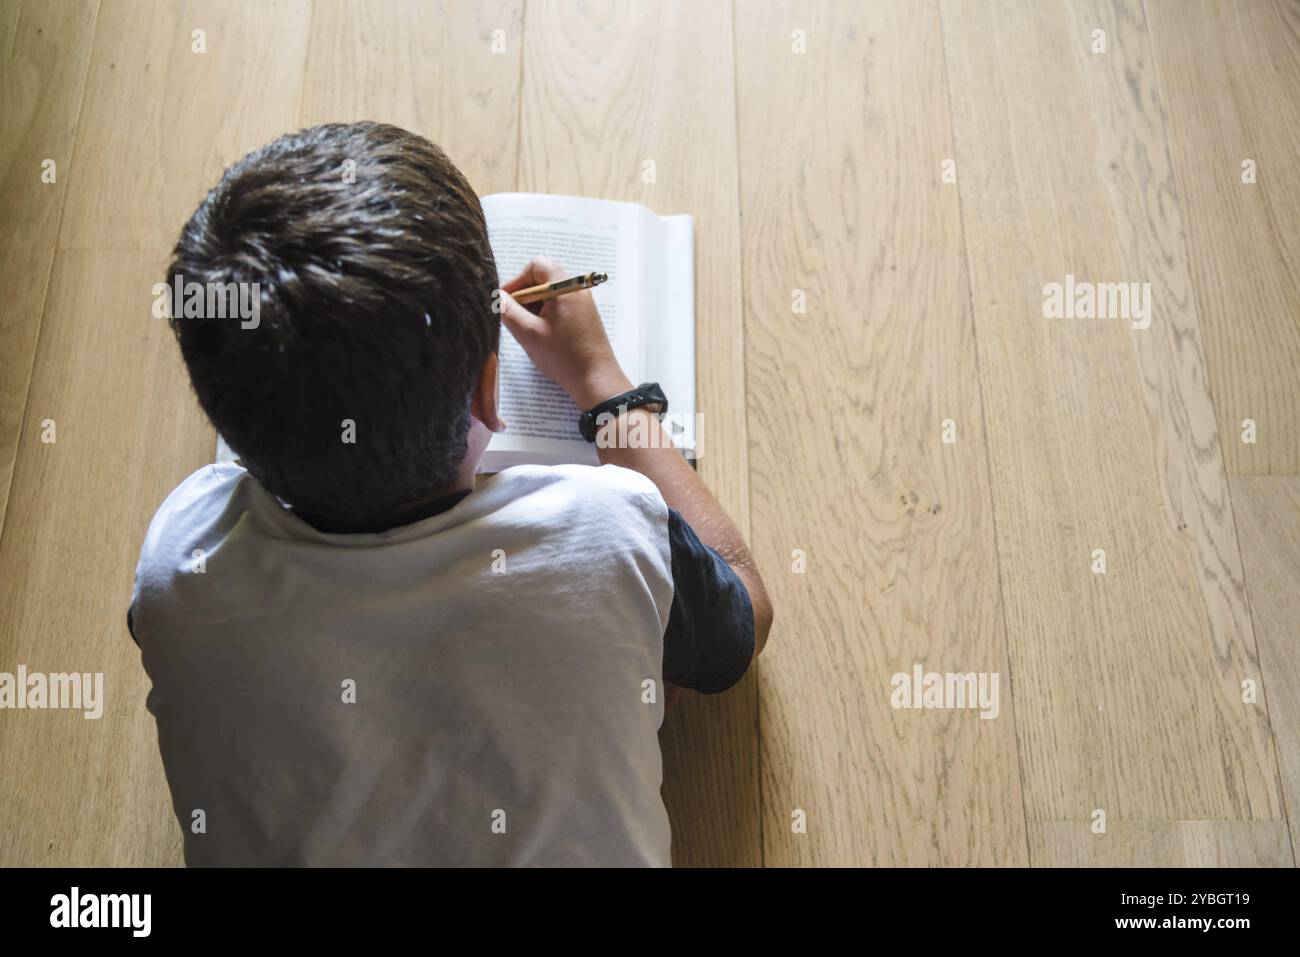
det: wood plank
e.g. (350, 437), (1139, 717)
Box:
(519, 0), (756, 866)
(0, 0), (311, 867)
(0, 252), (202, 866)
(4, 0), (1293, 871)
(737, 0), (1027, 865)
(0, 0), (98, 540)
(57, 0), (311, 252)
(300, 0), (523, 196)
(1033, 820), (1294, 867)
(2, 0), (22, 54)
(1232, 476), (1300, 862)
(1148, 0), (1300, 475)
(940, 0), (1285, 860)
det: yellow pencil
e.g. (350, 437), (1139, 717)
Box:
(510, 271), (608, 306)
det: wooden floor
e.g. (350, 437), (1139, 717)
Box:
(1, 0), (1297, 867)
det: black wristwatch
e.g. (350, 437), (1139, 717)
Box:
(578, 382), (668, 442)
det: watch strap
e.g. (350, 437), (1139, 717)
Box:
(578, 382), (668, 442)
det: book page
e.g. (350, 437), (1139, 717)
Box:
(638, 208), (696, 456)
(482, 193), (643, 465)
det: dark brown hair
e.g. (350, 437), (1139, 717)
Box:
(168, 122), (499, 529)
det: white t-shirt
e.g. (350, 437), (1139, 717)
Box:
(131, 463), (692, 866)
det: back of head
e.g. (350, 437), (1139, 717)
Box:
(168, 122), (499, 529)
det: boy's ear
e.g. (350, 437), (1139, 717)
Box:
(471, 351), (506, 433)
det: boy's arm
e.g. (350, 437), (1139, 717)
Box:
(500, 258), (773, 663)
(586, 407), (771, 662)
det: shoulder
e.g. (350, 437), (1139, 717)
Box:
(483, 464), (673, 574)
(137, 463), (251, 569)
(490, 462), (661, 497)
(486, 463), (668, 529)
(131, 464), (255, 640)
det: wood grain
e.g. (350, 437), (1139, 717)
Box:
(941, 0), (1286, 863)
(1033, 820), (1294, 867)
(518, 0), (757, 866)
(57, 0), (312, 253)
(1147, 0), (1300, 475)
(1, 0), (1296, 869)
(736, 0), (1027, 865)
(0, 253), (204, 865)
(300, 0), (523, 196)
(1232, 476), (1300, 862)
(0, 0), (312, 866)
(0, 0), (98, 540)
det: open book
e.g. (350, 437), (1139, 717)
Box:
(216, 193), (695, 471)
(481, 192), (695, 470)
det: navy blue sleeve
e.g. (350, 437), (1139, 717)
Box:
(662, 508), (755, 694)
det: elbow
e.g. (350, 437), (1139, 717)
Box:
(732, 561), (773, 664)
(751, 587), (774, 660)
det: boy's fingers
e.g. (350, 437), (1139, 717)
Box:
(501, 270), (532, 294)
(497, 290), (542, 334)
(497, 288), (524, 320)
(527, 256), (567, 283)
(502, 257), (567, 293)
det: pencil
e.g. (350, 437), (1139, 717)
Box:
(510, 271), (608, 306)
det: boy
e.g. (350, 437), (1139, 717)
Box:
(129, 122), (772, 866)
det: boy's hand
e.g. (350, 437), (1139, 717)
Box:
(499, 257), (633, 410)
